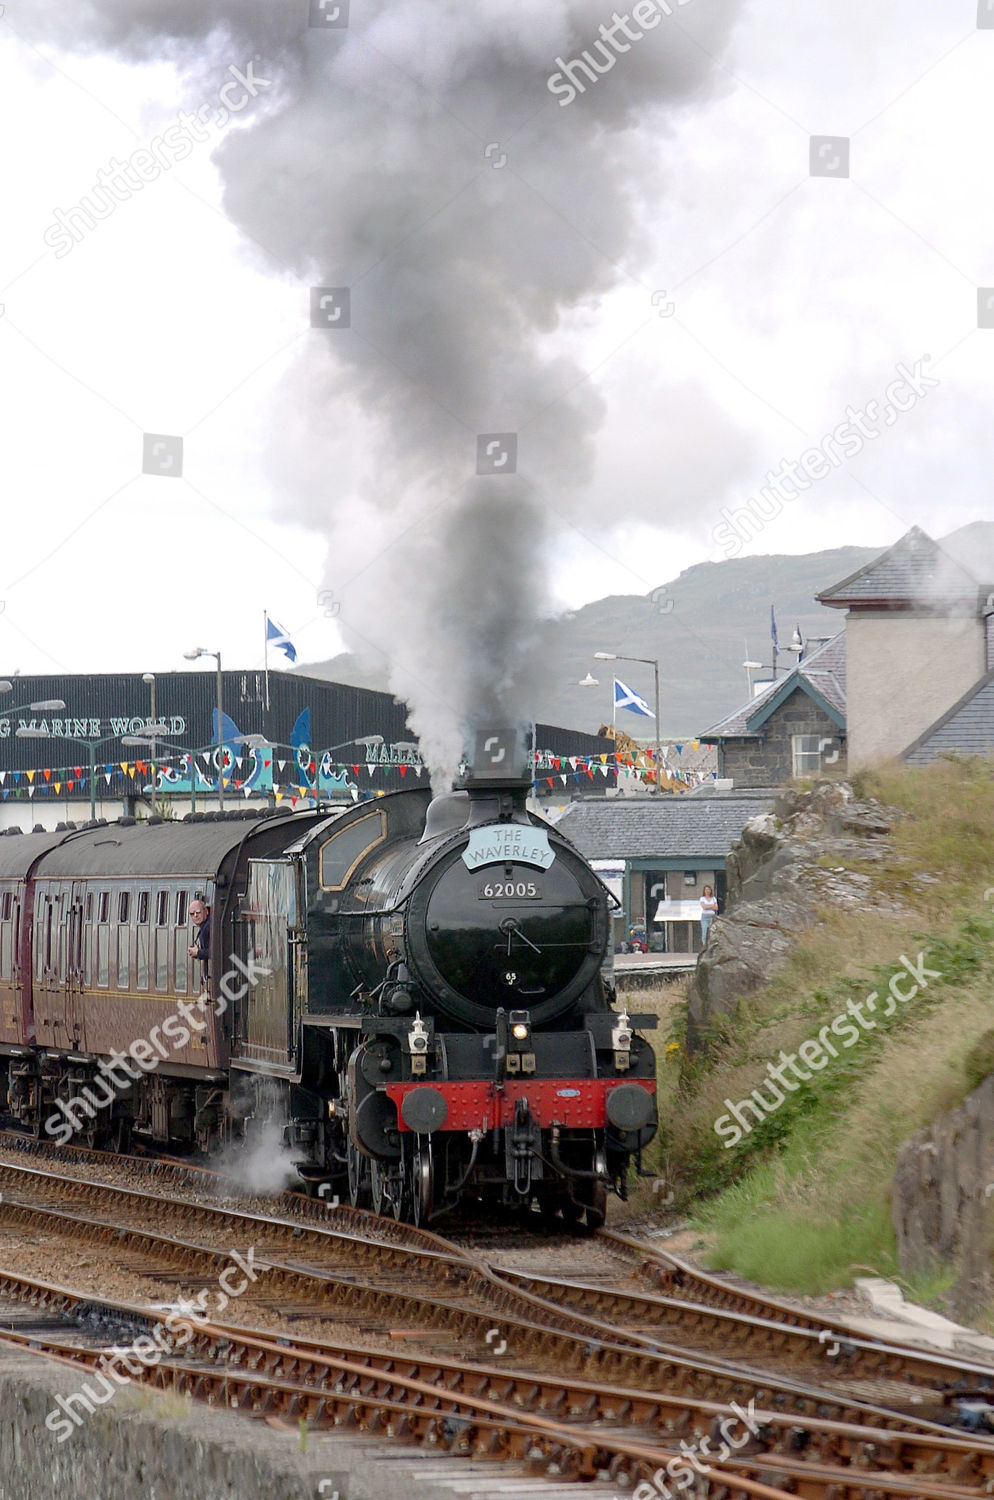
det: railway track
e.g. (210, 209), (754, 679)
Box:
(1, 1269), (993, 1499)
(2, 1139), (994, 1496)
(495, 1263), (994, 1408)
(0, 1158), (956, 1435)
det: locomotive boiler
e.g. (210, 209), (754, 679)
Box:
(0, 729), (657, 1228)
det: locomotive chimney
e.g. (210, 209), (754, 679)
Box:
(457, 725), (534, 826)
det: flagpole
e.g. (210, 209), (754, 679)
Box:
(264, 609), (270, 713)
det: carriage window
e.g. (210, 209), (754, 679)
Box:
(97, 895), (109, 988)
(34, 898), (45, 982)
(136, 890), (150, 990)
(0, 922), (9, 981)
(175, 891), (187, 926)
(118, 891), (130, 924)
(318, 811), (386, 891)
(59, 894), (69, 983)
(118, 923), (130, 988)
(45, 900), (53, 972)
(85, 892), (93, 923)
(174, 928), (188, 994)
(1, 893), (11, 921)
(155, 891), (169, 990)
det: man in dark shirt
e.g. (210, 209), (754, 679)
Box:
(188, 899), (211, 983)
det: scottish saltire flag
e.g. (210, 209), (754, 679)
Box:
(614, 678), (654, 718)
(266, 616), (297, 663)
(770, 604), (779, 652)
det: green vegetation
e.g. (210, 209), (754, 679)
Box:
(653, 759), (994, 1300)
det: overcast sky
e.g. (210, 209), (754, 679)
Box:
(1, 0), (992, 700)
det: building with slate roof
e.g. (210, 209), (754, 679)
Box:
(699, 634), (847, 787)
(903, 667), (994, 766)
(816, 527), (994, 767)
(556, 789), (774, 952)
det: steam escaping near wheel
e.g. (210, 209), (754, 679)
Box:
(25, 0), (746, 773)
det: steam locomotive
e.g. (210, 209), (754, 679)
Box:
(0, 729), (657, 1227)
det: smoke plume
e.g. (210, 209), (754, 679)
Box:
(26, 0), (745, 769)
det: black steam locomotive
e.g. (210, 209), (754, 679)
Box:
(0, 729), (657, 1227)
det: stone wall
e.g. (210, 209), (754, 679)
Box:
(719, 697), (845, 787)
(892, 1074), (994, 1319)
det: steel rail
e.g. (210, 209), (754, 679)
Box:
(0, 1289), (985, 1500)
(497, 1266), (994, 1401)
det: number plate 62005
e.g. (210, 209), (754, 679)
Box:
(477, 879), (542, 900)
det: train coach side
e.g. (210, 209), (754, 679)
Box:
(1, 811), (325, 1148)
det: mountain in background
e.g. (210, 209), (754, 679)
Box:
(297, 522), (994, 738)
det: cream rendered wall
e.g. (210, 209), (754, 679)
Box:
(846, 611), (986, 766)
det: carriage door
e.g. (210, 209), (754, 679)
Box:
(66, 882), (88, 1048)
(236, 860), (296, 1068)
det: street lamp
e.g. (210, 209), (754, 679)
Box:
(16, 727), (121, 822)
(184, 648), (224, 811)
(122, 732), (206, 815)
(263, 733), (386, 803)
(594, 651), (662, 795)
(0, 696), (67, 714)
(742, 660), (763, 697)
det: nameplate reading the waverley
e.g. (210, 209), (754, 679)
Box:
(461, 826), (555, 871)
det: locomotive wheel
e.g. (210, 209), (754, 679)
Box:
(410, 1141), (433, 1227)
(585, 1178), (607, 1231)
(369, 1158), (386, 1216)
(347, 1137), (371, 1209)
(583, 1148), (609, 1231)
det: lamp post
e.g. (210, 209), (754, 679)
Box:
(121, 726), (195, 813)
(0, 695), (67, 716)
(142, 673), (157, 811)
(184, 648), (224, 811)
(594, 652), (662, 795)
(16, 728), (122, 822)
(265, 733), (385, 802)
(742, 660), (763, 697)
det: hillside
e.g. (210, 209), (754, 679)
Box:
(654, 758), (994, 1318)
(298, 522), (994, 737)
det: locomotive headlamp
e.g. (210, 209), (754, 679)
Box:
(612, 1010), (633, 1072)
(405, 1014), (431, 1075)
(506, 1010), (535, 1074)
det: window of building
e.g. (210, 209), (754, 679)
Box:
(792, 734), (828, 777)
(683, 870), (697, 886)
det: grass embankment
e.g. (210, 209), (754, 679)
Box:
(645, 760), (994, 1301)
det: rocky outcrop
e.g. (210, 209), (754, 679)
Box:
(686, 781), (903, 1051)
(892, 1075), (994, 1319)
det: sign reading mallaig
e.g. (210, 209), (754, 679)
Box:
(461, 825), (556, 871)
